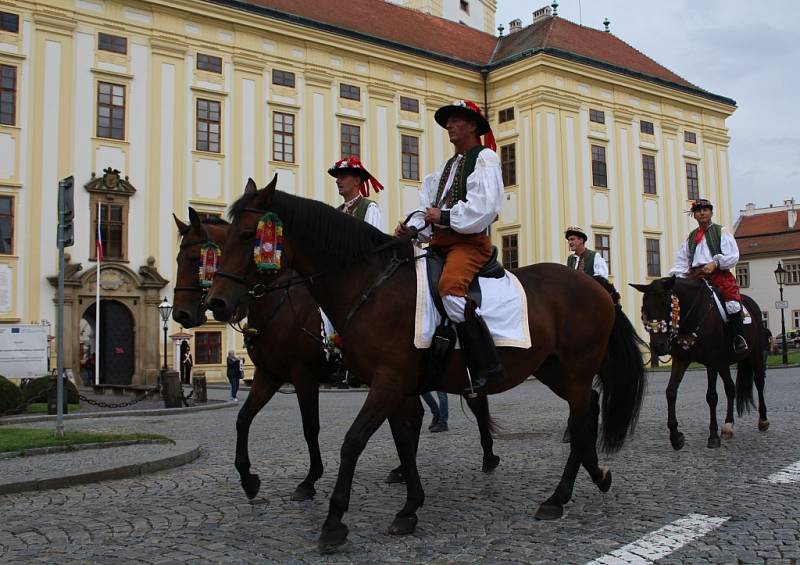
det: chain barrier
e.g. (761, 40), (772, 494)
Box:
(0, 391), (48, 418)
(77, 393), (153, 409)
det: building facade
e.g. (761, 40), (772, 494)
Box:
(0, 0), (736, 382)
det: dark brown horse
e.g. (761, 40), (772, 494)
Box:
(205, 177), (646, 553)
(632, 276), (768, 450)
(172, 205), (500, 501)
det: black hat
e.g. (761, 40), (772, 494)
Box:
(690, 199), (713, 212)
(564, 226), (588, 242)
(434, 99), (491, 136)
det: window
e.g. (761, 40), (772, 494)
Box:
(98, 32), (127, 54)
(0, 12), (19, 33)
(685, 131), (696, 144)
(195, 331), (221, 365)
(591, 145), (607, 188)
(341, 124), (360, 158)
(401, 135), (419, 180)
(340, 83), (360, 101)
(646, 238), (661, 277)
(94, 202), (125, 260)
(640, 120), (654, 135)
(272, 69), (295, 87)
(500, 144), (516, 187)
(460, 0), (470, 13)
(196, 99), (221, 153)
(272, 112), (294, 163)
(502, 234), (518, 269)
(0, 195), (13, 254)
(0, 64), (16, 126)
(400, 96), (419, 113)
(784, 261), (800, 285)
(736, 263), (750, 288)
(793, 310), (800, 330)
(589, 109), (605, 124)
(686, 162), (699, 201)
(595, 234), (611, 269)
(498, 107), (514, 123)
(761, 311), (769, 329)
(197, 53), (222, 73)
(642, 154), (656, 195)
(96, 82), (125, 140)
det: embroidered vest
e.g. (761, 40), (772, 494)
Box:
(431, 145), (485, 208)
(687, 223), (722, 262)
(338, 197), (375, 222)
(567, 249), (597, 276)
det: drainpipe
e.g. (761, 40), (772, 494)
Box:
(480, 68), (489, 117)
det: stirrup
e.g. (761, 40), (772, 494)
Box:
(733, 336), (748, 353)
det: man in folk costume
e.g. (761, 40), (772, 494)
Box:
(670, 198), (748, 353)
(565, 226), (620, 304)
(328, 156), (383, 228)
(396, 99), (504, 394)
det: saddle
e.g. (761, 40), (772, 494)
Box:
(425, 245), (505, 318)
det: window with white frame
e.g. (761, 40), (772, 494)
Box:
(736, 263), (750, 288)
(784, 260), (800, 285)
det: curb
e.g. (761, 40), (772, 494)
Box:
(0, 399), (238, 426)
(0, 439), (200, 495)
(0, 438), (172, 460)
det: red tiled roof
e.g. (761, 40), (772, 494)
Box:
(735, 211), (800, 257)
(735, 210), (798, 237)
(738, 232), (800, 257)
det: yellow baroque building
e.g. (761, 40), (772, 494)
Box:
(0, 0), (736, 383)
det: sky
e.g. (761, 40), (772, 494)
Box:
(495, 0), (800, 216)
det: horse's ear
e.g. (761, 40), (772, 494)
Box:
(173, 213), (189, 236)
(188, 207), (208, 239)
(629, 283), (649, 294)
(256, 173), (278, 207)
(245, 178), (257, 194)
(264, 172), (278, 193)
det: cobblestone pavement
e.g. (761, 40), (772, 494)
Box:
(1, 368), (799, 564)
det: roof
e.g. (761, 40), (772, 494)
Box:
(735, 211), (800, 257)
(210, 0), (734, 105)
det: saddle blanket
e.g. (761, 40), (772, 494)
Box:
(414, 247), (531, 349)
(710, 290), (752, 324)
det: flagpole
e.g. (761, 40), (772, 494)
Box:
(95, 202), (101, 386)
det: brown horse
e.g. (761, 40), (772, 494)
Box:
(205, 177), (646, 553)
(172, 206), (500, 501)
(632, 276), (768, 450)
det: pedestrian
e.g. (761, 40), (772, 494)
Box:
(180, 340), (193, 385)
(422, 391), (449, 432)
(226, 350), (242, 401)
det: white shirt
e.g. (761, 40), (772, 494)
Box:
(406, 148), (503, 237)
(363, 202), (381, 230)
(569, 251), (609, 279)
(669, 225), (739, 277)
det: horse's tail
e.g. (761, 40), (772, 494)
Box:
(597, 305), (648, 453)
(735, 356), (756, 416)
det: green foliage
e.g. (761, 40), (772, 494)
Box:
(0, 375), (23, 414)
(0, 428), (170, 453)
(21, 376), (79, 404)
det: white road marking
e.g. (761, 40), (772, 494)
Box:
(586, 513), (729, 564)
(764, 460), (800, 484)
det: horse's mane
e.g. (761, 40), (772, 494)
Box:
(229, 189), (400, 266)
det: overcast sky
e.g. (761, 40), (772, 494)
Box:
(495, 0), (800, 217)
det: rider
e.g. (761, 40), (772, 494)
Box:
(565, 226), (620, 304)
(669, 198), (747, 353)
(395, 99), (503, 394)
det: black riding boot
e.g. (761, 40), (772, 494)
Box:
(456, 300), (504, 396)
(729, 310), (748, 353)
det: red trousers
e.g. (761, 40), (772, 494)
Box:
(700, 269), (742, 302)
(430, 230), (492, 297)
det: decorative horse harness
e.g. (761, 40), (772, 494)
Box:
(642, 280), (717, 351)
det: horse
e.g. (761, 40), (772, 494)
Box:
(631, 276), (768, 451)
(172, 206), (500, 501)
(204, 176), (646, 553)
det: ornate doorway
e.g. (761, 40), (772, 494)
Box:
(83, 300), (135, 385)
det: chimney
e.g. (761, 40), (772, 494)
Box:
(789, 209), (797, 230)
(745, 202), (756, 212)
(533, 6), (552, 24)
(509, 18), (522, 33)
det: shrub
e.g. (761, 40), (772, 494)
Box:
(0, 375), (23, 414)
(21, 376), (79, 404)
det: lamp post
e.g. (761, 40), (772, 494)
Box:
(774, 262), (789, 365)
(158, 297), (173, 371)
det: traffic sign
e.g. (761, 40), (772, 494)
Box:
(775, 300), (789, 310)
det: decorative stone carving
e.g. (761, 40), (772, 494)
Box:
(84, 167), (137, 196)
(99, 270), (125, 291)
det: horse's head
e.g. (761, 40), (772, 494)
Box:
(206, 174), (283, 322)
(630, 276), (678, 356)
(172, 208), (229, 328)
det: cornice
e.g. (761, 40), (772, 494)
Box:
(304, 69), (334, 89)
(661, 120), (680, 135)
(366, 83), (395, 101)
(150, 36), (187, 59)
(33, 11), (77, 37)
(231, 53), (264, 74)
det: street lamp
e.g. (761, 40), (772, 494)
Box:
(774, 262), (789, 365)
(158, 297), (173, 371)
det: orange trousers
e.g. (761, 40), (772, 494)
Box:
(430, 230), (493, 297)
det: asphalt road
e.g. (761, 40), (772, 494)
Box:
(1, 367), (798, 564)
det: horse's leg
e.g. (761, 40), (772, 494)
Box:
(755, 364), (769, 431)
(464, 394), (500, 472)
(318, 387), (406, 553)
(706, 367), (721, 448)
(386, 396), (425, 536)
(291, 371), (324, 501)
(666, 358), (690, 450)
(580, 389), (612, 492)
(718, 364), (736, 442)
(235, 368), (282, 499)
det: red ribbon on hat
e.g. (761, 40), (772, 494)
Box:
(333, 156), (385, 197)
(460, 100), (497, 152)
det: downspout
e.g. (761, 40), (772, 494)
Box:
(481, 67), (489, 117)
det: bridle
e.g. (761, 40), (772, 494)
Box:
(642, 279), (716, 350)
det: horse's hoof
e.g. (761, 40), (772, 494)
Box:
(385, 468), (406, 484)
(388, 514), (418, 535)
(290, 483), (316, 501)
(482, 454), (500, 473)
(241, 474), (261, 500)
(318, 523), (349, 554)
(707, 436), (721, 449)
(595, 467), (612, 493)
(670, 432), (685, 451)
(534, 503), (563, 521)
(720, 423), (735, 439)
(758, 419), (770, 432)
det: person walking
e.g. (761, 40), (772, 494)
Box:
(180, 340), (193, 385)
(422, 391), (449, 432)
(226, 350), (242, 401)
